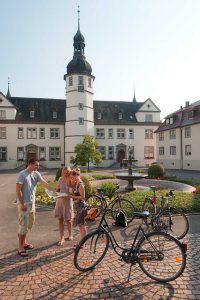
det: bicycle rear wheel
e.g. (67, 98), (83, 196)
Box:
(158, 208), (189, 239)
(137, 231), (186, 282)
(111, 198), (134, 223)
(74, 230), (109, 272)
(86, 195), (104, 217)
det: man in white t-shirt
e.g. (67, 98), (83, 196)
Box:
(16, 158), (56, 257)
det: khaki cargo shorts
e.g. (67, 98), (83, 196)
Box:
(18, 204), (36, 235)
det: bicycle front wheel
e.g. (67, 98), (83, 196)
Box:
(137, 231), (186, 282)
(74, 230), (109, 272)
(86, 195), (104, 217)
(111, 198), (134, 223)
(158, 208), (189, 239)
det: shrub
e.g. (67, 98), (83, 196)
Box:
(92, 174), (116, 180)
(81, 176), (93, 198)
(55, 168), (62, 181)
(148, 163), (165, 179)
(99, 181), (119, 200)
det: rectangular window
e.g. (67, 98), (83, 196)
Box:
(108, 128), (113, 139)
(188, 110), (194, 119)
(166, 118), (170, 125)
(0, 110), (6, 119)
(97, 112), (102, 119)
(39, 147), (46, 160)
(69, 76), (73, 86)
(145, 129), (153, 139)
(0, 147), (7, 161)
(78, 103), (84, 110)
(170, 117), (174, 124)
(79, 117), (84, 125)
(169, 129), (176, 139)
(78, 76), (84, 85)
(117, 128), (125, 139)
(53, 112), (57, 119)
(78, 86), (84, 92)
(159, 147), (164, 155)
(96, 128), (105, 139)
(129, 129), (134, 139)
(108, 146), (114, 159)
(185, 145), (191, 156)
(159, 132), (164, 141)
(185, 127), (191, 138)
(88, 77), (92, 87)
(49, 147), (61, 160)
(118, 112), (123, 120)
(170, 146), (176, 155)
(30, 111), (35, 118)
(39, 128), (45, 139)
(18, 128), (24, 139)
(0, 127), (6, 139)
(17, 147), (24, 160)
(98, 146), (106, 160)
(27, 128), (37, 139)
(145, 114), (153, 122)
(144, 146), (154, 159)
(50, 128), (60, 139)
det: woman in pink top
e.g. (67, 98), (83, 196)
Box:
(54, 166), (74, 245)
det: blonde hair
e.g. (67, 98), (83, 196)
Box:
(61, 166), (71, 186)
(71, 167), (81, 177)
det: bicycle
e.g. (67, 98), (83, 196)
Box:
(142, 186), (189, 240)
(74, 206), (187, 282)
(86, 188), (135, 223)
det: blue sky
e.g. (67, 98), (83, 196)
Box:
(1, 0), (200, 119)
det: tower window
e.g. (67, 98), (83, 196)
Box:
(78, 76), (84, 85)
(69, 76), (73, 86)
(79, 117), (84, 125)
(88, 77), (92, 87)
(78, 103), (84, 110)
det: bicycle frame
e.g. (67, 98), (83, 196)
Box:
(94, 208), (150, 257)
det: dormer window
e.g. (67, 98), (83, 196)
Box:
(97, 112), (102, 120)
(30, 111), (35, 118)
(78, 103), (84, 110)
(188, 110), (194, 119)
(53, 112), (57, 119)
(166, 118), (170, 125)
(170, 117), (174, 124)
(118, 112), (123, 120)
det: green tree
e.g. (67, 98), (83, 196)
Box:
(70, 134), (102, 171)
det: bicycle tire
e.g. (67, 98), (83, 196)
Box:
(137, 231), (186, 282)
(111, 198), (135, 224)
(74, 230), (109, 272)
(85, 195), (104, 217)
(158, 208), (189, 240)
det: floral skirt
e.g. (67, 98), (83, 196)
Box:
(74, 201), (87, 226)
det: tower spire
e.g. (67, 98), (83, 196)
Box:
(77, 5), (80, 31)
(133, 88), (136, 102)
(6, 77), (11, 98)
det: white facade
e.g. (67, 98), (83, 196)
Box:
(156, 100), (200, 170)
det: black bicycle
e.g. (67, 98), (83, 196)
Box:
(86, 188), (135, 223)
(142, 186), (189, 240)
(74, 207), (187, 282)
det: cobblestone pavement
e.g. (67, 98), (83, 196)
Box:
(0, 232), (199, 300)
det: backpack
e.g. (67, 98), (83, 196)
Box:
(115, 210), (127, 227)
(85, 208), (98, 221)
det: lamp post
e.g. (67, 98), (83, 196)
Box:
(128, 146), (133, 175)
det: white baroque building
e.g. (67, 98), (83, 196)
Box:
(0, 22), (161, 170)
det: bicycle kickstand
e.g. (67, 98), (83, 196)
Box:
(127, 263), (134, 282)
